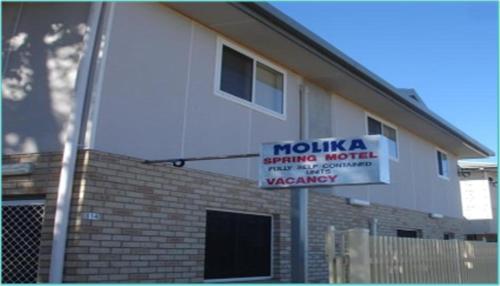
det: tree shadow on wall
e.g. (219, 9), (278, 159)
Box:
(2, 3), (90, 154)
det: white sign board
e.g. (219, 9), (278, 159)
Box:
(259, 135), (390, 189)
(460, 180), (493, 220)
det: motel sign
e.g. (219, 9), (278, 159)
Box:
(259, 135), (390, 189)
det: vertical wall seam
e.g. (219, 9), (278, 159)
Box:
(409, 139), (417, 210)
(330, 94), (337, 136)
(246, 109), (253, 179)
(180, 20), (194, 157)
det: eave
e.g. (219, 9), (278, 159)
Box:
(167, 2), (495, 159)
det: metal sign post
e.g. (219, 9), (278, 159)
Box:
(291, 84), (309, 282)
(325, 226), (338, 283)
(291, 188), (308, 282)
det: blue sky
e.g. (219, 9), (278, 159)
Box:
(272, 2), (498, 163)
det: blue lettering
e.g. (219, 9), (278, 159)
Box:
(293, 143), (310, 153)
(349, 139), (367, 151)
(330, 140), (346, 151)
(273, 138), (367, 155)
(311, 142), (322, 153)
(323, 141), (330, 152)
(274, 144), (291, 155)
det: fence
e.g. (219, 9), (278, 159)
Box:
(2, 199), (46, 283)
(325, 227), (497, 283)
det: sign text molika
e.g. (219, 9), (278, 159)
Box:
(259, 135), (390, 189)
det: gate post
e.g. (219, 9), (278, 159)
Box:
(346, 228), (371, 283)
(453, 239), (463, 283)
(325, 226), (336, 283)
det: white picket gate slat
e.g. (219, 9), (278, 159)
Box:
(369, 237), (498, 283)
(327, 227), (497, 283)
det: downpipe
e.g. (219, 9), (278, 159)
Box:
(49, 3), (103, 282)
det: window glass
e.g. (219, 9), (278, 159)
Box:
(217, 42), (286, 116)
(382, 125), (398, 158)
(397, 229), (422, 238)
(437, 151), (448, 177)
(437, 151), (443, 175)
(367, 116), (398, 159)
(444, 232), (455, 240)
(220, 46), (253, 102)
(204, 210), (271, 280)
(382, 125), (396, 141)
(367, 117), (382, 135)
(442, 152), (448, 176)
(255, 62), (284, 113)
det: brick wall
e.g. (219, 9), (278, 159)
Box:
(308, 192), (465, 282)
(2, 150), (467, 283)
(2, 152), (62, 282)
(63, 151), (292, 282)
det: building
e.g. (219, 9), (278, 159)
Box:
(2, 2), (495, 283)
(458, 161), (497, 242)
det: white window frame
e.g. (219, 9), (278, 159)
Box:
(365, 112), (399, 161)
(203, 208), (274, 283)
(214, 37), (287, 120)
(436, 148), (449, 180)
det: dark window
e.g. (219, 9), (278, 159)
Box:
(367, 117), (382, 135)
(444, 232), (455, 240)
(437, 150), (448, 177)
(397, 229), (422, 238)
(218, 43), (285, 115)
(486, 234), (498, 242)
(220, 46), (253, 102)
(466, 234), (497, 242)
(466, 234), (478, 241)
(367, 116), (398, 159)
(204, 210), (271, 280)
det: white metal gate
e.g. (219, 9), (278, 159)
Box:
(325, 227), (497, 283)
(2, 199), (45, 283)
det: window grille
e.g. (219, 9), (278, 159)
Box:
(2, 200), (45, 283)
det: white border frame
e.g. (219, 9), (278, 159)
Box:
(203, 208), (274, 283)
(2, 199), (45, 206)
(435, 147), (450, 180)
(365, 112), (399, 161)
(214, 36), (287, 121)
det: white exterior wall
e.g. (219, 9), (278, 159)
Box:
(4, 3), (465, 218)
(91, 3), (300, 178)
(2, 3), (90, 154)
(329, 95), (463, 217)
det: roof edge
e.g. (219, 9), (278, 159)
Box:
(235, 2), (494, 158)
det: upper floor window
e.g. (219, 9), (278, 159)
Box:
(216, 38), (286, 119)
(366, 115), (398, 160)
(437, 150), (449, 178)
(220, 46), (253, 102)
